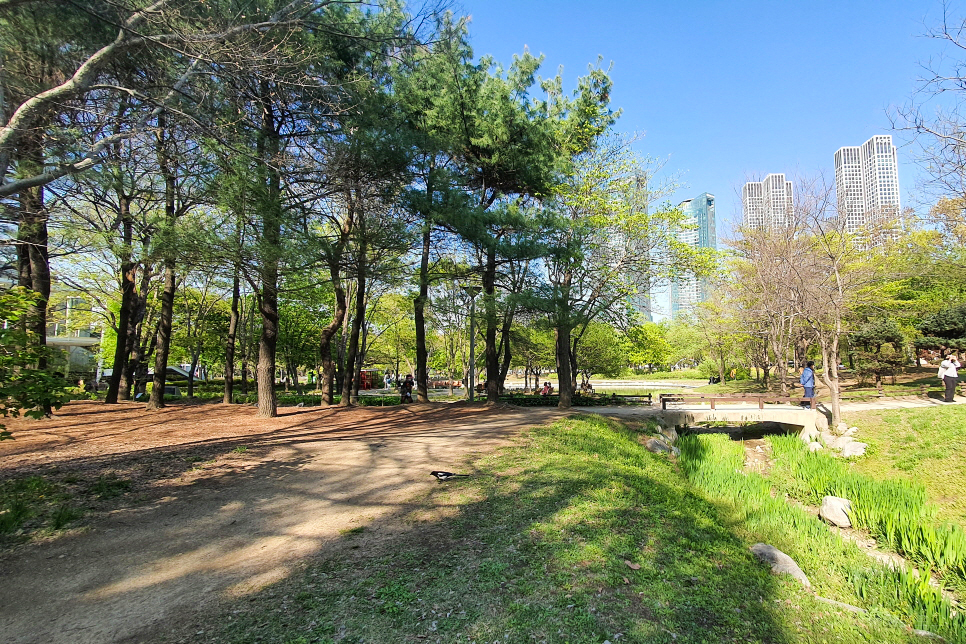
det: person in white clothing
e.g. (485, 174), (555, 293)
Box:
(941, 354), (961, 403)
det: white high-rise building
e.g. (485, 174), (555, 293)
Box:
(742, 174), (793, 229)
(834, 135), (900, 233)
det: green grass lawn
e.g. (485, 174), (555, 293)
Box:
(200, 416), (926, 644)
(843, 405), (966, 526)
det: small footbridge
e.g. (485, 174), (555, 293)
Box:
(658, 394), (827, 440)
(579, 394), (828, 441)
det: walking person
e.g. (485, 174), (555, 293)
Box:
(940, 354), (960, 403)
(800, 360), (815, 408)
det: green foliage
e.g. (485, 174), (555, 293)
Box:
(499, 392), (615, 407)
(88, 474), (131, 500)
(849, 317), (908, 384)
(915, 303), (966, 351)
(574, 321), (627, 379)
(231, 393), (401, 407)
(768, 435), (966, 591)
(917, 302), (966, 340)
(0, 475), (77, 536)
(624, 321), (673, 370)
(0, 287), (70, 439)
(679, 433), (966, 640)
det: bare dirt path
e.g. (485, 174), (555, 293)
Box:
(0, 401), (565, 644)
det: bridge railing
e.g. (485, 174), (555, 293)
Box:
(659, 393), (816, 410)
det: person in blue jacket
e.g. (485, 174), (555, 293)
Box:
(799, 361), (815, 408)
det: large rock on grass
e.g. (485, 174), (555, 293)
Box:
(658, 426), (679, 443)
(841, 442), (867, 458)
(749, 543), (810, 588)
(819, 496), (853, 528)
(644, 437), (680, 457)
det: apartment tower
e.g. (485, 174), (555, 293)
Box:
(834, 134), (900, 233)
(742, 173), (793, 229)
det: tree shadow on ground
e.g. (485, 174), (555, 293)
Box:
(161, 416), (803, 644)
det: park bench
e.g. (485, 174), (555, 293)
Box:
(659, 393), (815, 410)
(606, 393), (653, 405)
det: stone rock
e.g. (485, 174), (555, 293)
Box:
(820, 496), (853, 528)
(808, 442), (823, 452)
(819, 431), (836, 446)
(658, 426), (679, 444)
(845, 426), (858, 436)
(749, 543), (810, 588)
(644, 437), (673, 454)
(835, 422), (848, 435)
(911, 628), (946, 641)
(830, 435), (857, 450)
(841, 442), (868, 458)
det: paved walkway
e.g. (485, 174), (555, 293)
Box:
(837, 396), (961, 412)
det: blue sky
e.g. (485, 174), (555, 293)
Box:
(459, 0), (946, 237)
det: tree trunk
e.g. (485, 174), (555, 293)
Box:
(240, 297), (251, 395)
(319, 282), (347, 406)
(223, 268), (240, 404)
(414, 222), (431, 403)
(498, 312), (514, 394)
(555, 272), (574, 409)
(556, 325), (573, 409)
(16, 128), (50, 376)
(255, 83), (281, 418)
(146, 262), (175, 409)
(819, 332), (843, 427)
(341, 230), (367, 407)
(106, 200), (135, 404)
(187, 347), (200, 398)
(483, 245), (500, 404)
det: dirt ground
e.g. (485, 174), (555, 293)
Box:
(0, 400), (565, 644)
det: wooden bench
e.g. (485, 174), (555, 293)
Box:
(607, 393), (653, 405)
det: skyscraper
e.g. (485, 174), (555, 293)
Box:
(742, 174), (793, 229)
(670, 192), (716, 317)
(834, 134), (900, 233)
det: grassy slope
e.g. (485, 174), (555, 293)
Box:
(202, 416), (917, 644)
(843, 405), (966, 525)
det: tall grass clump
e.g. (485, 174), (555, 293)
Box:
(678, 433), (966, 641)
(769, 435), (966, 589)
(853, 566), (966, 636)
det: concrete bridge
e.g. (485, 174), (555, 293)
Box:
(658, 404), (827, 441)
(576, 402), (829, 441)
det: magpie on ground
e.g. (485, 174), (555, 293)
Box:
(430, 470), (469, 481)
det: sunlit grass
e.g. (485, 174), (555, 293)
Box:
(208, 416), (920, 644)
(844, 405), (966, 526)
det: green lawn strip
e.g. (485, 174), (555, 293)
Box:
(0, 473), (110, 540)
(842, 405), (966, 527)
(205, 415), (916, 644)
(765, 432), (966, 599)
(679, 433), (966, 641)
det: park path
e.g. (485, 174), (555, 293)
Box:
(0, 402), (564, 644)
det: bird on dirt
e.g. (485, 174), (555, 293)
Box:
(430, 471), (469, 481)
